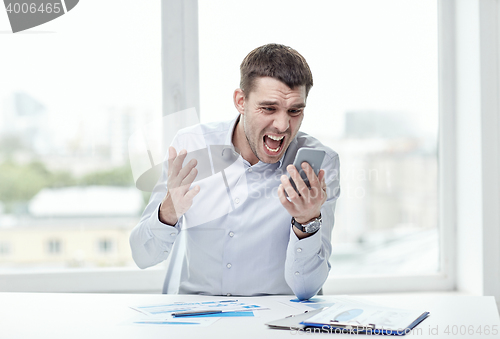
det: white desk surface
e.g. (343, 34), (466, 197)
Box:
(1, 292), (498, 338)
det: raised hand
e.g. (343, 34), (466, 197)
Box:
(159, 147), (200, 226)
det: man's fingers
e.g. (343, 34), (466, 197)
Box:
(280, 174), (300, 200)
(303, 162), (320, 189)
(180, 167), (198, 188)
(176, 158), (198, 184)
(308, 185), (322, 200)
(277, 184), (295, 210)
(287, 164), (308, 196)
(318, 170), (327, 193)
(170, 149), (188, 178)
(163, 148), (199, 223)
(183, 185), (200, 203)
(318, 169), (325, 184)
(167, 147), (177, 176)
(168, 185), (199, 215)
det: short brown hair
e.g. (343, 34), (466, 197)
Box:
(239, 43), (313, 98)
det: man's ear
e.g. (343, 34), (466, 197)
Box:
(233, 88), (246, 115)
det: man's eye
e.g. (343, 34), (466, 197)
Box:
(262, 107), (275, 112)
(289, 109), (303, 116)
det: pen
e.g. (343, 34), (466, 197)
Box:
(172, 310), (223, 317)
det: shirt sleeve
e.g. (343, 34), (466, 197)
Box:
(129, 140), (183, 269)
(284, 152), (340, 300)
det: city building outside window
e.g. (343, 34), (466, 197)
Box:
(46, 239), (62, 255)
(97, 239), (114, 254)
(0, 242), (11, 256)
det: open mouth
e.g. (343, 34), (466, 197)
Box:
(263, 134), (285, 155)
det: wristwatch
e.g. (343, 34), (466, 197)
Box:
(291, 214), (322, 233)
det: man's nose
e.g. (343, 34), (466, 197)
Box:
(273, 110), (290, 132)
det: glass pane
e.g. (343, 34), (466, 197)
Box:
(199, 0), (439, 275)
(0, 1), (161, 271)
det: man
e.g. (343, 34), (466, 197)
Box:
(130, 44), (340, 300)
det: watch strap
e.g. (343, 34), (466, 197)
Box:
(291, 217), (305, 232)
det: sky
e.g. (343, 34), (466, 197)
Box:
(0, 0), (438, 145)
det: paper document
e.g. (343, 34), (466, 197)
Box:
(131, 300), (268, 316)
(302, 297), (429, 335)
(125, 299), (268, 327)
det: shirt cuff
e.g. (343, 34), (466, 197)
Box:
(289, 225), (322, 258)
(149, 203), (182, 241)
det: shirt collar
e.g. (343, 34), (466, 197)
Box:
(224, 114), (240, 146)
(225, 114), (287, 169)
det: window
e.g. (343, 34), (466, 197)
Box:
(2, 0), (475, 294)
(199, 0), (439, 279)
(0, 1), (161, 274)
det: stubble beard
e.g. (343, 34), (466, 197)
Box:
(243, 116), (265, 163)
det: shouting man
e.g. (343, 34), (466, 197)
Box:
(130, 43), (340, 300)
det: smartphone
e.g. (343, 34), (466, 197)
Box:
(289, 148), (326, 193)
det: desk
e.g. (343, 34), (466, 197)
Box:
(1, 293), (498, 338)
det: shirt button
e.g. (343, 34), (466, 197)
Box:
(226, 263), (232, 269)
(227, 293), (231, 297)
(294, 271), (300, 276)
(229, 231), (234, 237)
(170, 233), (176, 237)
(297, 248), (302, 253)
(234, 198), (240, 204)
(248, 168), (253, 172)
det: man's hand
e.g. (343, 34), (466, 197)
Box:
(159, 147), (200, 226)
(278, 163), (327, 238)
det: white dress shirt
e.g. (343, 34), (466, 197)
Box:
(129, 115), (340, 300)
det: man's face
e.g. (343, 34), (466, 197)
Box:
(240, 77), (306, 164)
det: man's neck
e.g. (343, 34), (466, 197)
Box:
(232, 115), (259, 165)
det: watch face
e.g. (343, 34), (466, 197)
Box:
(304, 220), (321, 233)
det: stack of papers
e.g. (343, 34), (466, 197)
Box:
(127, 300), (268, 327)
(268, 296), (429, 336)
